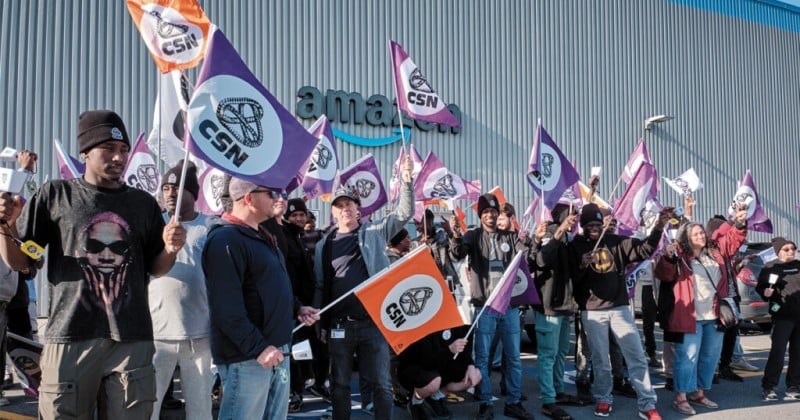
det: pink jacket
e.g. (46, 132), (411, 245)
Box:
(654, 223), (746, 333)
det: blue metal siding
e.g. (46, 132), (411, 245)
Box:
(0, 0), (797, 239)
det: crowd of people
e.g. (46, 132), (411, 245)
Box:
(0, 109), (798, 420)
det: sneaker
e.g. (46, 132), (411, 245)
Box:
(647, 354), (660, 368)
(503, 402), (535, 420)
(785, 387), (800, 401)
(730, 359), (759, 372)
(361, 401), (374, 416)
(718, 366), (743, 382)
(288, 393), (303, 413)
(612, 379), (636, 398)
(394, 393), (411, 407)
(763, 388), (779, 401)
(0, 396), (8, 407)
(638, 409), (662, 420)
(427, 397), (452, 418)
(594, 402), (613, 417)
(475, 403), (494, 420)
(308, 385), (333, 403)
(408, 402), (432, 420)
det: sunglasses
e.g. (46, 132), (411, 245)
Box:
(84, 239), (129, 255)
(250, 189), (288, 199)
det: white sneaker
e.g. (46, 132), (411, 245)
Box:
(0, 396), (8, 407)
(730, 359), (759, 371)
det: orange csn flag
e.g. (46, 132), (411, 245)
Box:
(127, 0), (213, 73)
(355, 246), (464, 354)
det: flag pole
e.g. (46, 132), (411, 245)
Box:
(389, 40), (408, 155)
(292, 245), (430, 334)
(453, 251), (522, 359)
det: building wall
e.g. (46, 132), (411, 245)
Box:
(1, 0), (798, 239)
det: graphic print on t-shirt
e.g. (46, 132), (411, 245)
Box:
(590, 248), (616, 274)
(76, 211), (132, 313)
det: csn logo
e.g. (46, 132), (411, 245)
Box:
(381, 275), (443, 332)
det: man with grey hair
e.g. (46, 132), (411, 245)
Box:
(203, 177), (319, 419)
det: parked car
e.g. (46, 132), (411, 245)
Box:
(735, 242), (772, 327)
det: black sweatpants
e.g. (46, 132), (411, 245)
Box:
(762, 318), (800, 390)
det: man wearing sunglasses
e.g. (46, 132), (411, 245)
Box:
(203, 177), (319, 419)
(0, 110), (186, 420)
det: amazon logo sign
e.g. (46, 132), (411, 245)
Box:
(295, 86), (461, 147)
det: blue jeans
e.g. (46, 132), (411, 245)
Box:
(328, 319), (392, 419)
(474, 306), (522, 404)
(535, 312), (571, 404)
(216, 344), (290, 420)
(675, 320), (723, 392)
(582, 307), (657, 411)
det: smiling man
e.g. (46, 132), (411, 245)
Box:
(0, 109), (186, 420)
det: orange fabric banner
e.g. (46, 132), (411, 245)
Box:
(127, 0), (213, 73)
(354, 247), (465, 354)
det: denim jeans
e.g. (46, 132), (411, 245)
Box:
(474, 306), (522, 404)
(674, 320), (723, 392)
(216, 344), (290, 420)
(582, 307), (657, 411)
(535, 312), (571, 404)
(328, 319), (392, 419)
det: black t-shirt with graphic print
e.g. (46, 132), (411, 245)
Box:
(16, 178), (165, 343)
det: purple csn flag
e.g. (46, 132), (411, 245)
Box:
(620, 139), (651, 184)
(527, 123), (580, 209)
(339, 154), (387, 218)
(414, 151), (481, 202)
(613, 162), (658, 232)
(612, 163), (658, 231)
(389, 144), (424, 203)
(301, 116), (339, 200)
(123, 132), (161, 196)
(521, 196), (541, 229)
(53, 139), (84, 180)
(185, 30), (318, 188)
(486, 251), (527, 315)
(147, 70), (191, 167)
(727, 169), (773, 233)
(509, 254), (541, 307)
(196, 166), (226, 215)
(390, 40), (461, 128)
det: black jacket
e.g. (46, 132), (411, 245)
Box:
(283, 222), (316, 305)
(756, 259), (800, 321)
(529, 224), (576, 315)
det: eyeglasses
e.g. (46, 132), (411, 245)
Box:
(84, 239), (129, 255)
(250, 190), (288, 200)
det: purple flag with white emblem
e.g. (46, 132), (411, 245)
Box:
(612, 162), (659, 232)
(185, 30), (318, 188)
(527, 123), (580, 209)
(486, 251), (538, 316)
(53, 139), (84, 180)
(196, 166), (227, 215)
(727, 170), (773, 233)
(390, 41), (461, 128)
(301, 116), (339, 200)
(620, 139), (651, 184)
(509, 254), (541, 307)
(338, 154), (387, 218)
(414, 151), (481, 202)
(389, 144), (424, 203)
(123, 132), (161, 196)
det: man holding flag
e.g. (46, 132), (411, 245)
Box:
(314, 155), (415, 420)
(448, 193), (536, 420)
(569, 203), (670, 419)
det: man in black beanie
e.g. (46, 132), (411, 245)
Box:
(449, 192), (536, 420)
(149, 160), (213, 419)
(0, 109), (186, 419)
(569, 203), (669, 419)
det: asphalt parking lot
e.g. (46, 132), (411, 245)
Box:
(1, 321), (797, 420)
